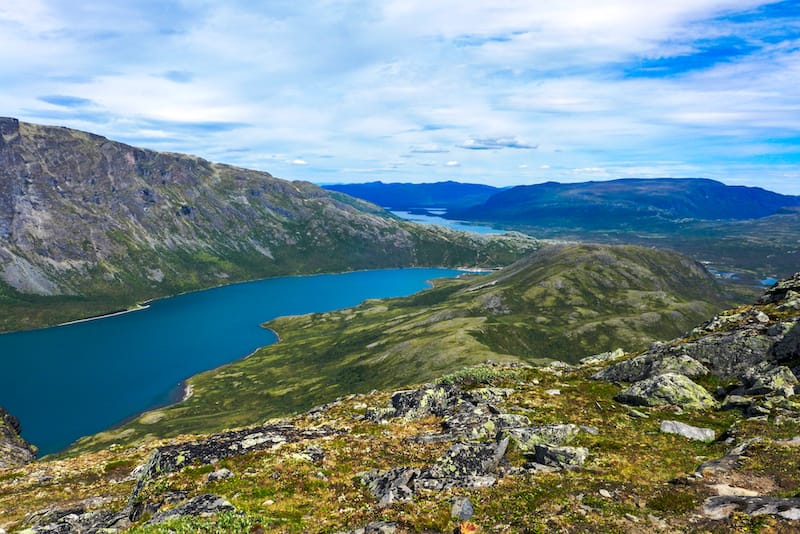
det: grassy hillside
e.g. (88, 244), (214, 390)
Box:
(69, 243), (730, 454)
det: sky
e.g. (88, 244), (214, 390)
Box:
(1, 1), (799, 194)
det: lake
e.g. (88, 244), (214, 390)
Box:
(390, 209), (502, 234)
(0, 268), (463, 455)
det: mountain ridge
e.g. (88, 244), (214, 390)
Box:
(0, 118), (537, 332)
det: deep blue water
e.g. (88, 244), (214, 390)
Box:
(0, 268), (462, 455)
(390, 209), (502, 234)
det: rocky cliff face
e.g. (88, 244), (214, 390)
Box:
(0, 118), (537, 330)
(0, 406), (37, 468)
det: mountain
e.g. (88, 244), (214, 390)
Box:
(0, 118), (537, 331)
(2, 271), (798, 533)
(70, 243), (730, 453)
(323, 180), (502, 210)
(451, 178), (800, 228)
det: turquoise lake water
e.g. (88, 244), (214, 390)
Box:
(0, 268), (462, 455)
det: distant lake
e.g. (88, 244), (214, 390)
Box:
(390, 209), (502, 234)
(0, 268), (463, 455)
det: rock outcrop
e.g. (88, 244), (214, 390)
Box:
(0, 407), (37, 468)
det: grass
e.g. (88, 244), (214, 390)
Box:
(64, 243), (733, 455)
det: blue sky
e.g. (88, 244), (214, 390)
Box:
(1, 1), (799, 193)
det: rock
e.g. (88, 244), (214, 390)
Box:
(425, 438), (509, 481)
(206, 468), (234, 483)
(759, 273), (800, 304)
(442, 403), (524, 441)
(720, 395), (753, 411)
(696, 438), (760, 475)
(451, 496), (475, 521)
(743, 364), (798, 397)
(593, 353), (709, 383)
(580, 348), (626, 366)
(359, 467), (421, 506)
(614, 373), (718, 410)
(528, 444), (588, 470)
(545, 389), (561, 396)
(599, 489), (612, 498)
(627, 409), (649, 419)
(703, 496), (800, 520)
(133, 422), (339, 484)
(772, 321), (800, 360)
(708, 484), (760, 497)
(147, 494), (235, 524)
(21, 505), (128, 533)
(0, 407), (38, 468)
(505, 424), (580, 451)
(364, 406), (396, 423)
(390, 384), (455, 419)
(294, 445), (325, 464)
(659, 420), (716, 442)
(365, 521), (398, 533)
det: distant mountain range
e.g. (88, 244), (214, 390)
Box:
(0, 119), (536, 331)
(323, 180), (502, 210)
(451, 178), (800, 226)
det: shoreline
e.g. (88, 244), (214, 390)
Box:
(56, 303), (151, 327)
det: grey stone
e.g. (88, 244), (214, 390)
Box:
(703, 496), (800, 520)
(391, 384), (455, 419)
(206, 468), (233, 483)
(426, 438), (509, 480)
(451, 496), (474, 521)
(359, 467), (421, 506)
(615, 373), (717, 410)
(594, 353), (709, 383)
(528, 444), (588, 470)
(364, 521), (398, 533)
(743, 364), (798, 397)
(505, 424), (580, 451)
(660, 420), (716, 442)
(147, 494), (234, 524)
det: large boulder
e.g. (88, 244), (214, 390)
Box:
(593, 351), (709, 383)
(614, 373), (718, 410)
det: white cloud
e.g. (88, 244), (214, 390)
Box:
(0, 0), (797, 193)
(446, 160), (460, 166)
(290, 159), (308, 166)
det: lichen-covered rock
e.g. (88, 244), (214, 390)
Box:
(593, 352), (709, 383)
(425, 438), (509, 481)
(0, 407), (37, 468)
(147, 494), (235, 524)
(505, 424), (581, 451)
(359, 467), (421, 506)
(759, 273), (800, 304)
(390, 384), (456, 419)
(21, 505), (128, 533)
(743, 364), (798, 396)
(659, 420), (716, 442)
(703, 495), (800, 520)
(528, 444), (589, 470)
(614, 373), (717, 410)
(206, 468), (234, 483)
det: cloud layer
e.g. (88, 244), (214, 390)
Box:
(1, 1), (798, 192)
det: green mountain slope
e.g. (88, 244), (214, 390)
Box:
(0, 118), (537, 332)
(71, 243), (730, 453)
